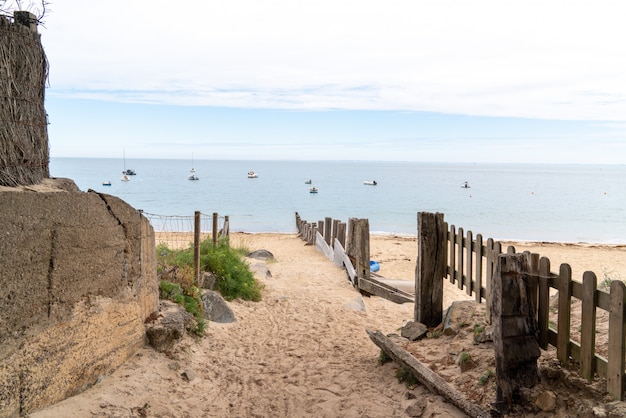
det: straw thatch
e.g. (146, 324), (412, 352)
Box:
(0, 12), (49, 187)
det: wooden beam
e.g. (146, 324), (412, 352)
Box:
(366, 329), (490, 418)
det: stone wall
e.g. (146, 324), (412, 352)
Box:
(0, 178), (159, 417)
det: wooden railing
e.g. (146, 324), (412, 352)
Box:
(422, 212), (626, 401)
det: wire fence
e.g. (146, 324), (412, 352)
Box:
(143, 211), (228, 250)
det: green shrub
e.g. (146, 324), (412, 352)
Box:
(199, 238), (263, 302)
(156, 237), (263, 302)
(159, 279), (206, 337)
(395, 368), (418, 389)
(378, 350), (392, 365)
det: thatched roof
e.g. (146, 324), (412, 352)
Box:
(0, 12), (49, 187)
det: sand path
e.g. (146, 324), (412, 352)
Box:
(32, 233), (466, 417)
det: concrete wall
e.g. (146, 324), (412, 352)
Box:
(0, 179), (159, 416)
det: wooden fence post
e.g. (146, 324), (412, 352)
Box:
(537, 257), (551, 350)
(607, 280), (626, 400)
(492, 253), (540, 413)
(415, 212), (446, 327)
(337, 222), (346, 248)
(324, 217), (332, 246)
(194, 211), (201, 286)
(474, 233), (483, 303)
(212, 212), (218, 246)
(557, 264), (572, 365)
(346, 218), (370, 284)
(580, 271), (597, 381)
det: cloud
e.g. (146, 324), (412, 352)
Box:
(39, 1), (626, 124)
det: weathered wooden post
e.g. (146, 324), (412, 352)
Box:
(415, 212), (446, 326)
(194, 211), (201, 286)
(346, 218), (370, 285)
(336, 222), (346, 248)
(212, 212), (218, 246)
(324, 217), (332, 246)
(491, 253), (540, 413)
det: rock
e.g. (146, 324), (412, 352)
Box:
(247, 249), (274, 260)
(535, 390), (556, 412)
(406, 399), (426, 417)
(145, 301), (194, 352)
(200, 271), (218, 290)
(443, 300), (479, 334)
(344, 296), (366, 313)
(181, 370), (195, 382)
(201, 290), (236, 323)
(249, 262), (272, 279)
(473, 325), (493, 344)
(401, 321), (428, 341)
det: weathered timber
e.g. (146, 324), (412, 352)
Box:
(357, 276), (413, 304)
(415, 212), (446, 326)
(607, 280), (626, 400)
(346, 218), (370, 283)
(366, 329), (490, 418)
(324, 217), (332, 246)
(491, 253), (540, 413)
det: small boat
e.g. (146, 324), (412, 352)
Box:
(461, 181), (471, 189)
(102, 181), (112, 186)
(188, 154), (199, 180)
(248, 171), (258, 178)
(309, 186), (318, 193)
(363, 180), (378, 186)
(304, 179), (312, 184)
(121, 174), (130, 182)
(122, 149), (136, 176)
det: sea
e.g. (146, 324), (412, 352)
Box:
(49, 158), (626, 244)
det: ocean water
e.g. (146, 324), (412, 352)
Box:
(49, 158), (626, 244)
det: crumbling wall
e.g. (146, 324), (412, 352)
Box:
(0, 178), (159, 417)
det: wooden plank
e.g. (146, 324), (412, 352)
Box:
(315, 231), (334, 261)
(475, 234), (483, 303)
(465, 230), (473, 296)
(607, 280), (626, 400)
(537, 257), (551, 350)
(557, 264), (572, 365)
(366, 329), (490, 418)
(457, 227), (464, 290)
(580, 271), (597, 381)
(357, 277), (413, 304)
(449, 224), (456, 284)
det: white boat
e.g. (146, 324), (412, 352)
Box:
(462, 181), (471, 189)
(102, 181), (112, 186)
(309, 186), (318, 193)
(248, 171), (258, 178)
(121, 174), (130, 182)
(363, 180), (378, 186)
(188, 154), (199, 180)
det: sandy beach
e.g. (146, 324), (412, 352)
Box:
(30, 233), (626, 417)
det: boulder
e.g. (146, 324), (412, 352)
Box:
(201, 290), (236, 323)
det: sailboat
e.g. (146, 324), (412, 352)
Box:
(188, 154), (199, 180)
(121, 149), (136, 177)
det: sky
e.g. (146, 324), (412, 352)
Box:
(23, 1), (626, 162)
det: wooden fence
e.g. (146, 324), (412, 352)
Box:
(297, 210), (626, 401)
(418, 211), (626, 401)
(294, 212), (413, 304)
